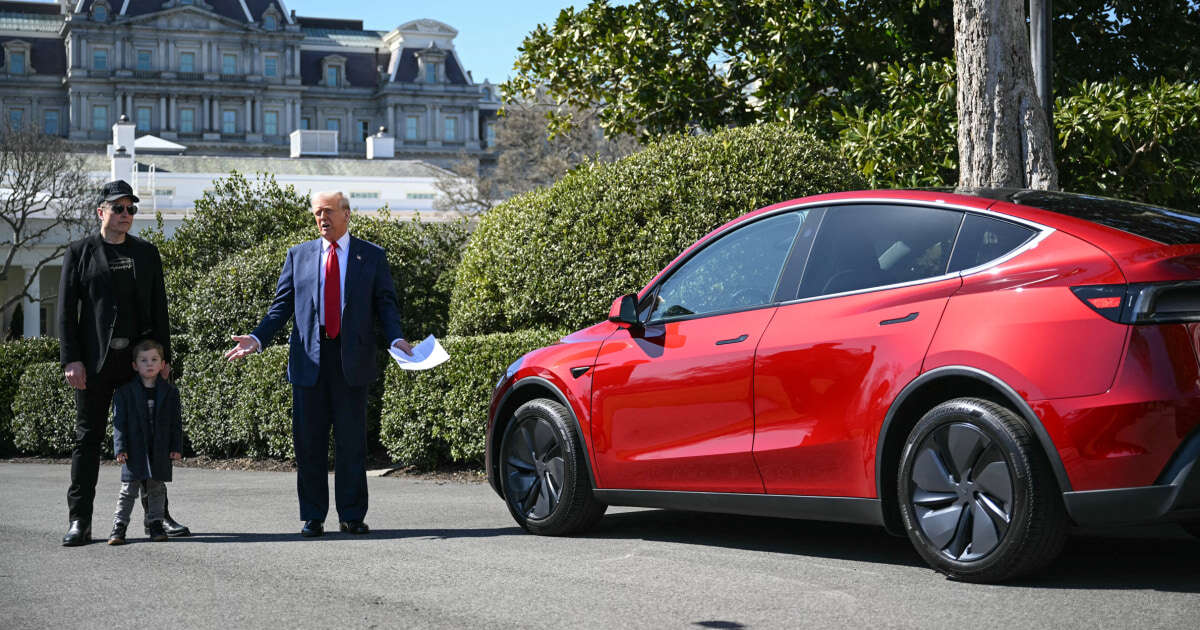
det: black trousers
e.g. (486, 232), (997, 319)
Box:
(291, 335), (369, 522)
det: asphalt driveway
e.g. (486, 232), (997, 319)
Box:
(2, 462), (1198, 629)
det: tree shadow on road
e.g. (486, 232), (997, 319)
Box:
(584, 509), (1200, 592)
(168, 526), (524, 544)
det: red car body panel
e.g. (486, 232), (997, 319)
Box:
(590, 309), (776, 492)
(753, 276), (962, 497)
(924, 230), (1129, 401)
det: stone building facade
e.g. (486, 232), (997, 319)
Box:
(0, 0), (501, 163)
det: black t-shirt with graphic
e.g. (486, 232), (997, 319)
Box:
(104, 241), (139, 341)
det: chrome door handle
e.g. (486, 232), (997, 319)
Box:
(715, 334), (749, 345)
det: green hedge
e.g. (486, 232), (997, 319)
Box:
(10, 361), (105, 457)
(178, 347), (292, 459)
(380, 328), (566, 468)
(182, 213), (468, 352)
(0, 338), (60, 454)
(448, 123), (866, 335)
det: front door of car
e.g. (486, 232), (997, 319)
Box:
(590, 210), (807, 492)
(751, 203), (966, 498)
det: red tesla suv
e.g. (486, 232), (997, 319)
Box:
(485, 189), (1200, 582)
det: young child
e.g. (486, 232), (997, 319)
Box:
(107, 339), (183, 545)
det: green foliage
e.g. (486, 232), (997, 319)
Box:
(147, 172), (312, 338)
(380, 328), (565, 468)
(182, 213), (469, 352)
(1056, 79), (1200, 208)
(834, 60), (958, 188)
(0, 337), (60, 454)
(505, 0), (1198, 142)
(833, 63), (1200, 208)
(178, 347), (292, 459)
(449, 123), (865, 335)
(10, 361), (102, 457)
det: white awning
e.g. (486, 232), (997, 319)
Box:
(134, 135), (187, 152)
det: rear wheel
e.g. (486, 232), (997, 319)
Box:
(499, 399), (606, 535)
(897, 397), (1067, 582)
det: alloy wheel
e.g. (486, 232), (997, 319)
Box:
(908, 422), (1014, 561)
(502, 416), (566, 520)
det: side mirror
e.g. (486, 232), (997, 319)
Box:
(607, 293), (641, 328)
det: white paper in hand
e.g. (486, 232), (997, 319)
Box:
(388, 334), (449, 371)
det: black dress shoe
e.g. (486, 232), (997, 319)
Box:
(62, 520), (91, 547)
(301, 520), (324, 537)
(147, 521), (169, 542)
(339, 520), (370, 535)
(162, 513), (191, 537)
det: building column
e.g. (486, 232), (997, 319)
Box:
(429, 105), (439, 140)
(471, 108), (479, 141)
(387, 104), (395, 137)
(116, 38), (123, 71)
(213, 97), (221, 131)
(69, 91), (79, 132)
(244, 99), (252, 133)
(159, 95), (167, 129)
(202, 95), (210, 131)
(293, 46), (300, 77)
(22, 267), (40, 338)
(169, 95), (177, 130)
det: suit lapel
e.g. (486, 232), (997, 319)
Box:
(88, 234), (112, 287)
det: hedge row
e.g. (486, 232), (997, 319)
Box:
(380, 328), (566, 468)
(0, 337), (60, 454)
(9, 361), (105, 457)
(178, 346), (293, 459)
(449, 123), (866, 335)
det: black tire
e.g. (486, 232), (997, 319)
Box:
(499, 399), (607, 535)
(897, 397), (1068, 583)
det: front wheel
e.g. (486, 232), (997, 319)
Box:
(499, 399), (606, 535)
(897, 398), (1067, 583)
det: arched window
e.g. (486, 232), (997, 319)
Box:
(93, 5), (108, 21)
(264, 15), (277, 30)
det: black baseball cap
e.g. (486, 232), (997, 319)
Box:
(99, 180), (140, 204)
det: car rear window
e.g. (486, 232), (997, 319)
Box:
(947, 214), (1036, 272)
(1008, 190), (1200, 245)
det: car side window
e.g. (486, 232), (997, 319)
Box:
(794, 204), (963, 300)
(649, 211), (805, 321)
(947, 214), (1036, 272)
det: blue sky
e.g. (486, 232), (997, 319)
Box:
(282, 1), (582, 85)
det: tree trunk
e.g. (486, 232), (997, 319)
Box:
(953, 0), (1058, 189)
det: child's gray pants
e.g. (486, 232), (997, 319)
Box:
(113, 479), (166, 526)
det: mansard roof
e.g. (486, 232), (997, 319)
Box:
(391, 47), (468, 85)
(99, 0), (289, 23)
(0, 35), (66, 73)
(302, 27), (386, 49)
(0, 2), (64, 32)
(299, 49), (383, 88)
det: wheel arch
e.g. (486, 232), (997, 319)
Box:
(490, 376), (598, 495)
(874, 366), (1072, 535)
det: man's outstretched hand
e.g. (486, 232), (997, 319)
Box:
(225, 335), (260, 361)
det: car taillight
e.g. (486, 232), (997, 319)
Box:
(1072, 282), (1200, 324)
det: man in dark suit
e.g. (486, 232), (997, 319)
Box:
(225, 191), (412, 537)
(58, 179), (190, 546)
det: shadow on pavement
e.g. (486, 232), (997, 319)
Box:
(585, 509), (1200, 591)
(166, 526), (524, 544)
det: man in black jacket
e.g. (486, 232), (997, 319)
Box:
(57, 180), (189, 546)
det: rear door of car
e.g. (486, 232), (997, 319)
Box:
(589, 210), (808, 492)
(752, 203), (965, 498)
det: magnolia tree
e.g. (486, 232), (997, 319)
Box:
(0, 124), (94, 317)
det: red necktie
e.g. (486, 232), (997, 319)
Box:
(324, 241), (340, 339)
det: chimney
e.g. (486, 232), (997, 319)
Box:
(113, 114), (135, 157)
(111, 146), (134, 185)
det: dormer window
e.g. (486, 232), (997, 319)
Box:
(3, 41), (32, 76)
(425, 63), (438, 83)
(93, 4), (109, 22)
(263, 14), (277, 30)
(320, 55), (347, 88)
